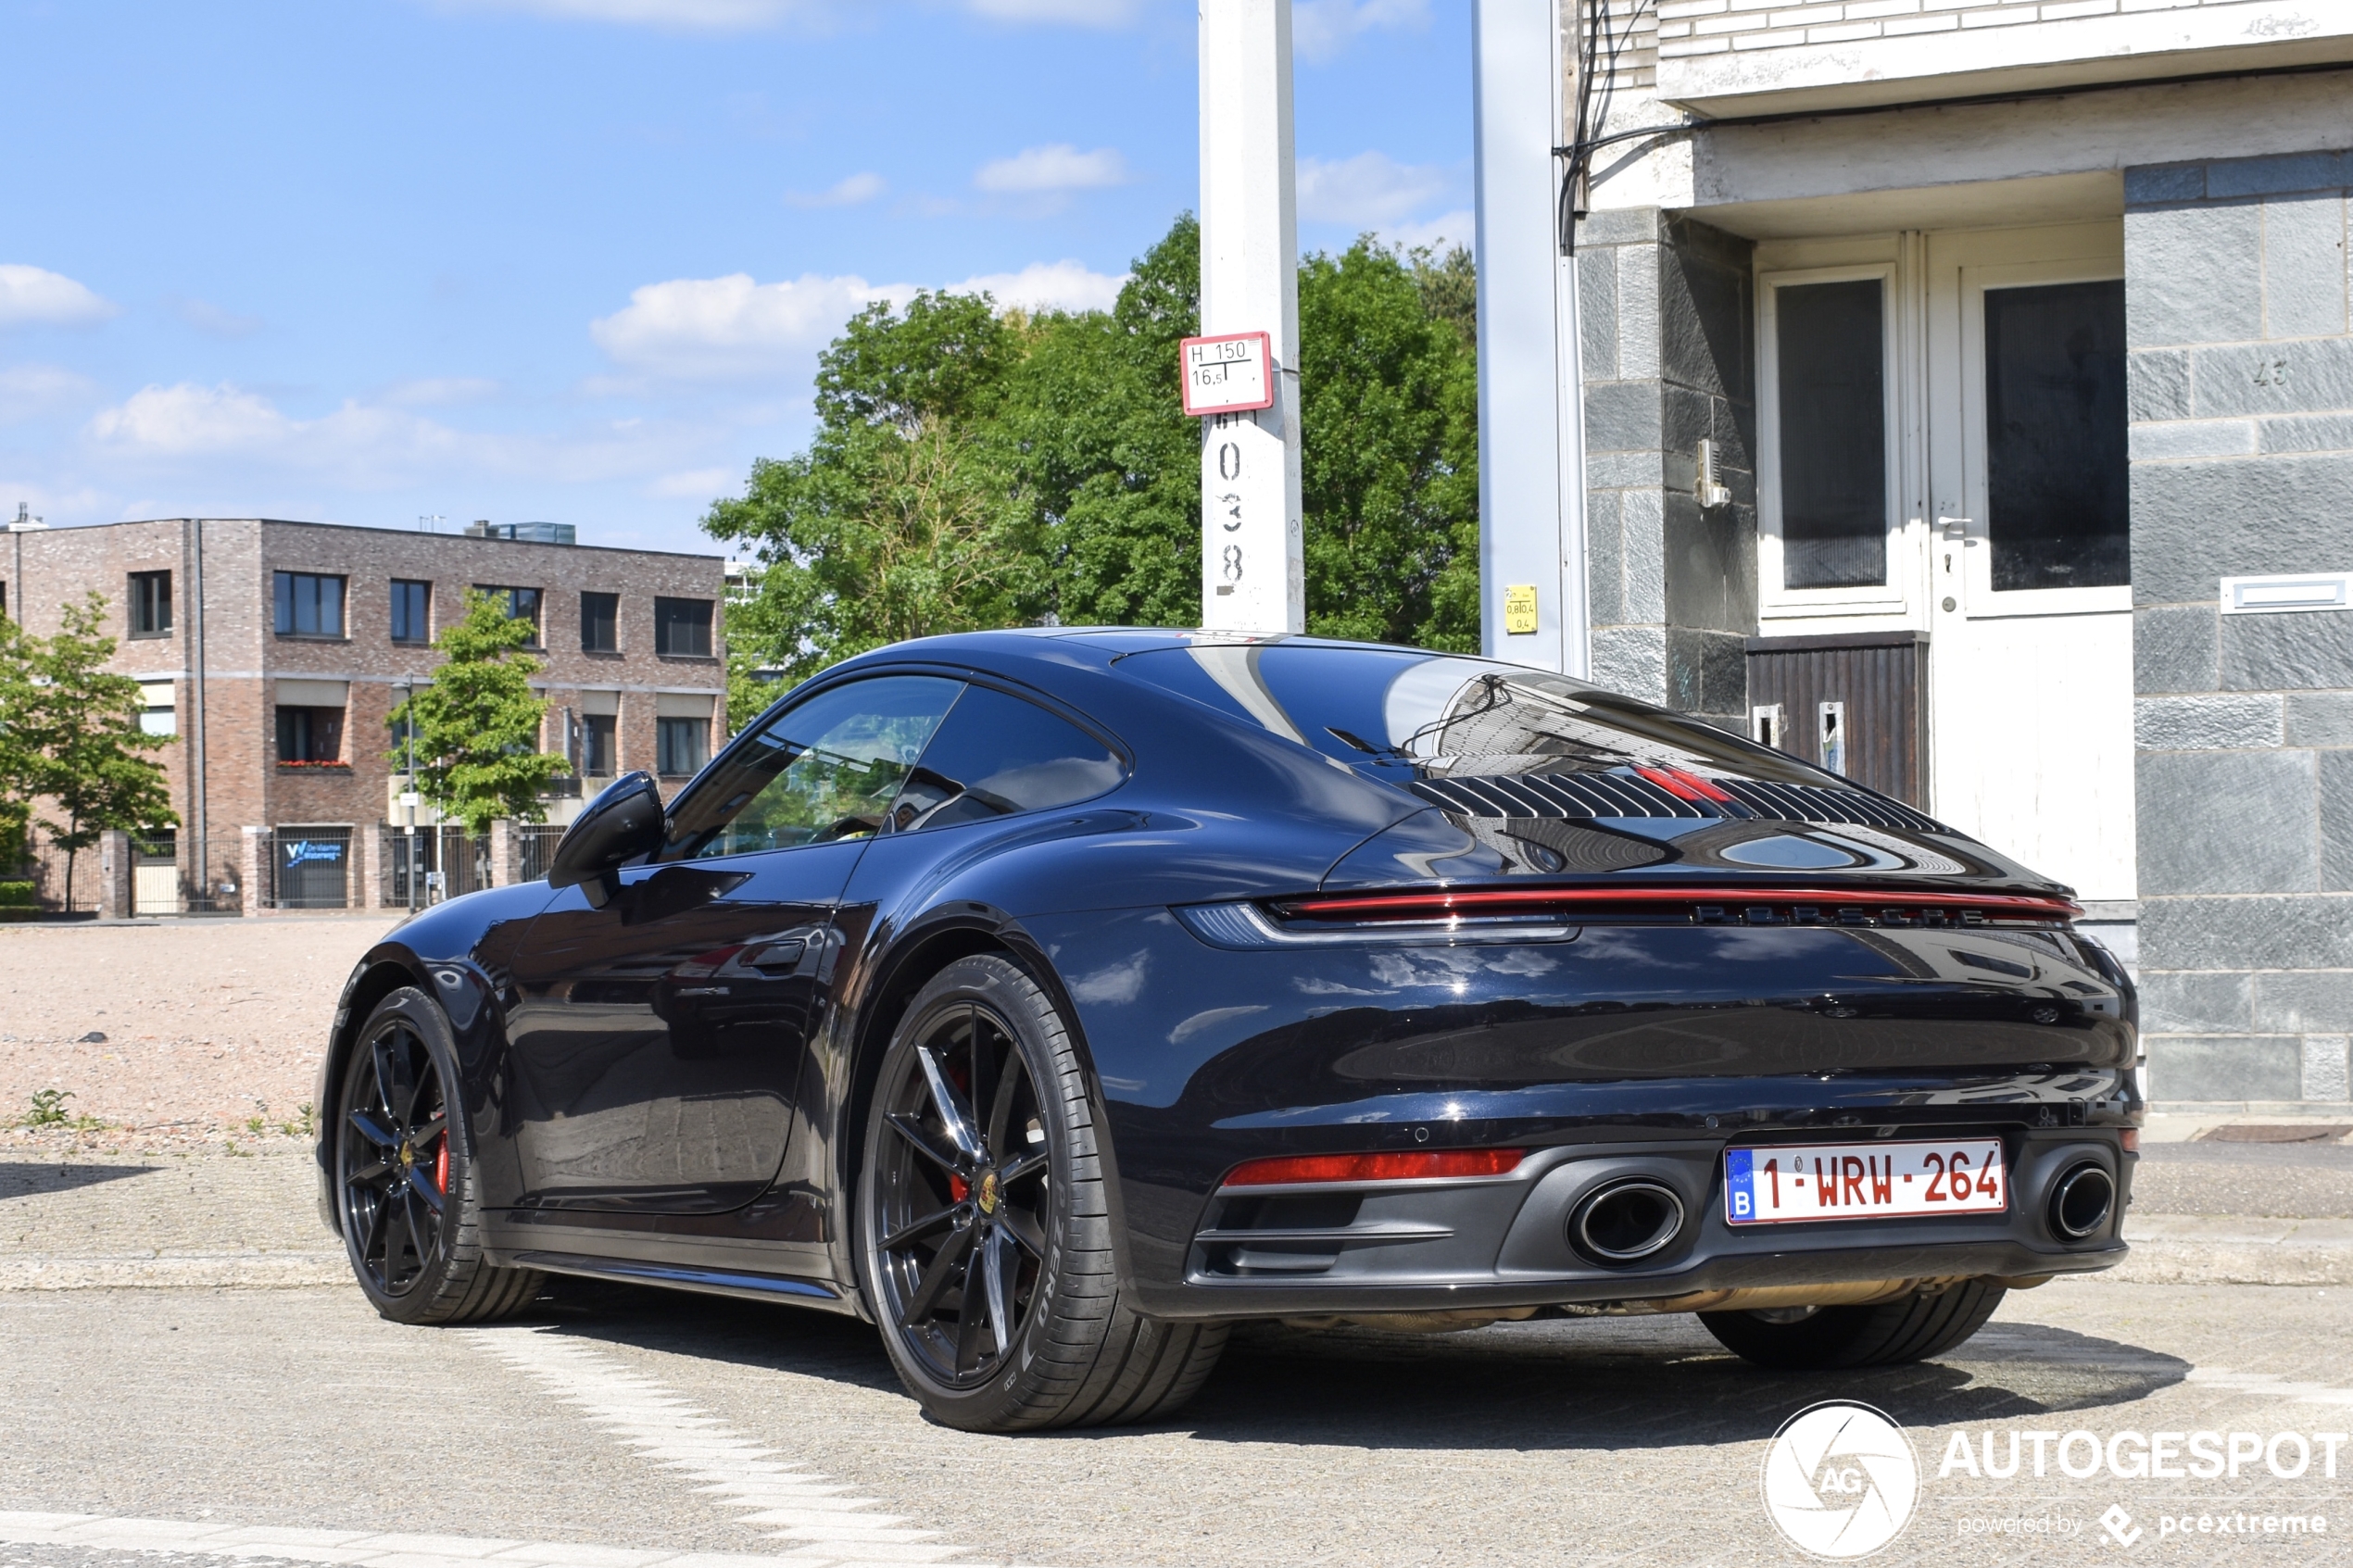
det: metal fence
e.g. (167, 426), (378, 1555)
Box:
(386, 825), (491, 908)
(268, 828), (355, 909)
(519, 824), (564, 883)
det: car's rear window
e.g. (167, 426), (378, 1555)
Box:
(1114, 642), (1843, 788)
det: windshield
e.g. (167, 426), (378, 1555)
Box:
(1114, 641), (1847, 789)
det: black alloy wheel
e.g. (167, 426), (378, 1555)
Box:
(335, 986), (541, 1324)
(868, 998), (1051, 1387)
(858, 954), (1227, 1432)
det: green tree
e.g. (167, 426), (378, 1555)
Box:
(1000, 214), (1207, 629)
(709, 291), (1046, 688)
(1299, 239), (1481, 650)
(3, 594), (177, 909)
(388, 588), (569, 834)
(710, 213), (1481, 681)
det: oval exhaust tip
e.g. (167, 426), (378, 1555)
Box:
(2049, 1162), (2115, 1240)
(1570, 1179), (1686, 1265)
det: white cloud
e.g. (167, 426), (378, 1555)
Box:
(0, 265), (120, 330)
(1296, 151), (1453, 226)
(948, 260), (1126, 314)
(648, 466), (742, 498)
(91, 383), (292, 456)
(0, 364), (96, 423)
(1380, 207), (1476, 256)
(974, 144), (1130, 194)
(170, 296), (264, 338)
(786, 171), (887, 209)
(383, 376), (503, 407)
(964, 0), (1138, 24)
(85, 382), (695, 489)
(590, 272), (912, 381)
(1293, 0), (1428, 63)
(422, 0), (816, 30)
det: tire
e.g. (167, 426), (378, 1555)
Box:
(335, 986), (544, 1325)
(1699, 1279), (2007, 1371)
(855, 954), (1227, 1433)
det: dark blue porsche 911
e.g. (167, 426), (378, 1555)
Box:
(316, 629), (2138, 1432)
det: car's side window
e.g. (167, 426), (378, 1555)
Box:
(886, 684), (1125, 834)
(665, 676), (963, 859)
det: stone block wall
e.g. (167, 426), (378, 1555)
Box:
(1577, 209), (1758, 727)
(2126, 146), (2353, 1108)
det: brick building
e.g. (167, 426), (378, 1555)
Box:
(1470, 2), (2353, 1109)
(2, 518), (726, 912)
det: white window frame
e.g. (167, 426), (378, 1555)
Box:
(1756, 263), (1910, 620)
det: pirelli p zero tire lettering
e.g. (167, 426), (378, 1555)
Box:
(856, 953), (1227, 1433)
(336, 985), (543, 1325)
(1699, 1278), (2007, 1371)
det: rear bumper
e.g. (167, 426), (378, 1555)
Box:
(1122, 1123), (2134, 1320)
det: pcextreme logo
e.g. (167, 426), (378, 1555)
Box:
(1762, 1401), (1921, 1558)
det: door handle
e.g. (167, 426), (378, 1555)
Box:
(1937, 515), (1971, 539)
(746, 939), (807, 972)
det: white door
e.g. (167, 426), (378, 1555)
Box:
(1925, 228), (2134, 901)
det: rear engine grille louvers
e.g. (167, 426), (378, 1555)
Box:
(1406, 771), (1944, 834)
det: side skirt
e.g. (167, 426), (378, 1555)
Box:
(504, 1248), (862, 1314)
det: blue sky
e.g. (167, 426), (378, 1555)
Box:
(1, 0), (1472, 558)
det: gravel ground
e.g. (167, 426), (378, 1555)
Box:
(0, 918), (396, 1156)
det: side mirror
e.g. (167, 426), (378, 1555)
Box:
(549, 771), (665, 908)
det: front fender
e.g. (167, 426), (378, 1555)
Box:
(310, 880), (558, 1234)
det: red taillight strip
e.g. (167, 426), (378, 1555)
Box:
(1222, 1148), (1527, 1187)
(1635, 766), (1734, 804)
(1280, 886), (2081, 922)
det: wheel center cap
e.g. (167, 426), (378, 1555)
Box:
(975, 1170), (1001, 1215)
(398, 1143), (415, 1168)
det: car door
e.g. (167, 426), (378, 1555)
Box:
(503, 674), (965, 1214)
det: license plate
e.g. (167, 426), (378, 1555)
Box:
(1724, 1139), (2007, 1224)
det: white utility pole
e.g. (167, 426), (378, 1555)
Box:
(1195, 0), (1303, 634)
(1472, 0), (1588, 676)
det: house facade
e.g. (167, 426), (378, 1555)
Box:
(2, 518), (726, 912)
(1473, 0), (2353, 1109)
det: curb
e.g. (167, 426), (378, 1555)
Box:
(2102, 1216), (2353, 1286)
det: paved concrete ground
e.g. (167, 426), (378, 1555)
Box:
(4, 1141), (2352, 1567)
(1, 1280), (2348, 1567)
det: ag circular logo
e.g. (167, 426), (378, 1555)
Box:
(1761, 1400), (1919, 1558)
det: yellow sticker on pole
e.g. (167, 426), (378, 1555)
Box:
(1504, 583), (1539, 634)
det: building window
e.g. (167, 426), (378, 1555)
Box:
(274, 571), (347, 637)
(1983, 280), (2130, 593)
(391, 580), (432, 644)
(583, 713), (618, 776)
(657, 716), (709, 776)
(655, 596), (714, 658)
(475, 585), (542, 644)
(276, 706), (346, 764)
(139, 683), (177, 736)
(129, 571), (172, 637)
(581, 591), (620, 653)
(1774, 278), (1888, 590)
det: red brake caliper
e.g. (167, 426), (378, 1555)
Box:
(949, 1174), (970, 1202)
(435, 1137), (449, 1195)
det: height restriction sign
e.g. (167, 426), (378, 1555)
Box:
(1180, 332), (1276, 417)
